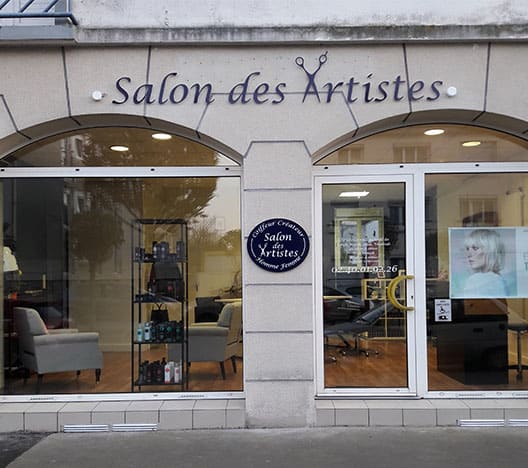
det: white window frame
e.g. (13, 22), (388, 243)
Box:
(0, 164), (245, 403)
(314, 161), (528, 399)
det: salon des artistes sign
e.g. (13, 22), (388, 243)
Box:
(112, 51), (450, 107)
(247, 218), (309, 272)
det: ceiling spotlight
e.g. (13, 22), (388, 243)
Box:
(424, 129), (445, 136)
(339, 191), (370, 198)
(110, 145), (129, 152)
(152, 133), (172, 141)
(462, 141), (481, 147)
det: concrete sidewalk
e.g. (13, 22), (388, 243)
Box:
(5, 426), (528, 468)
(0, 432), (48, 467)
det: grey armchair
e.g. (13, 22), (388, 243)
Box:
(168, 301), (242, 379)
(13, 307), (103, 391)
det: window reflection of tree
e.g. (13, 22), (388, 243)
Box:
(69, 132), (220, 280)
(187, 219), (241, 298)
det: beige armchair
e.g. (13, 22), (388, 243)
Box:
(13, 307), (103, 391)
(168, 301), (242, 379)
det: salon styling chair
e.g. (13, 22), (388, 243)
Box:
(324, 302), (391, 358)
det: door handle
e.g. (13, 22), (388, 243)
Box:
(387, 275), (415, 311)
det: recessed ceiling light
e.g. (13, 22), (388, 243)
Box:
(152, 133), (172, 141)
(110, 145), (129, 152)
(462, 141), (481, 147)
(339, 191), (370, 198)
(424, 129), (445, 136)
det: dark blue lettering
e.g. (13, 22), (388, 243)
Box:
(190, 83), (214, 104)
(133, 84), (155, 104)
(169, 84), (189, 104)
(427, 80), (443, 101)
(409, 80), (425, 101)
(253, 82), (270, 104)
(158, 72), (178, 104)
(346, 77), (360, 103)
(323, 81), (344, 103)
(229, 71), (260, 104)
(113, 76), (131, 104)
(393, 75), (406, 101)
(375, 80), (389, 102)
(272, 83), (286, 104)
(362, 73), (375, 103)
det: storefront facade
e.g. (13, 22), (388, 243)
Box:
(2, 2), (528, 430)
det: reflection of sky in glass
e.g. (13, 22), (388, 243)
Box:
(202, 178), (240, 233)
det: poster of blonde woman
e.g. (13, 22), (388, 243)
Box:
(449, 227), (521, 299)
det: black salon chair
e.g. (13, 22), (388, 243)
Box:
(324, 302), (391, 358)
(194, 296), (223, 323)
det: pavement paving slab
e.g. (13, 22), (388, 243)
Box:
(0, 432), (49, 468)
(5, 427), (528, 468)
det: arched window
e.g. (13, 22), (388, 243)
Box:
(1, 127), (242, 397)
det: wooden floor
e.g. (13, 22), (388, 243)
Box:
(3, 338), (528, 395)
(324, 337), (528, 391)
(325, 337), (408, 388)
(3, 347), (243, 395)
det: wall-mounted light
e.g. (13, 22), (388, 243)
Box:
(424, 129), (445, 136)
(91, 90), (105, 101)
(339, 191), (369, 198)
(110, 145), (129, 152)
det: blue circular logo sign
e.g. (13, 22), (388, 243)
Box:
(247, 218), (310, 272)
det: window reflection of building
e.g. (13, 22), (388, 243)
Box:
(460, 197), (498, 227)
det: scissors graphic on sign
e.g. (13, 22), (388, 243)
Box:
(295, 51), (328, 102)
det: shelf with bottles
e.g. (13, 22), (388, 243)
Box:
(135, 358), (184, 387)
(134, 319), (184, 344)
(133, 240), (186, 264)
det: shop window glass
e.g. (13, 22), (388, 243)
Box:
(321, 123), (528, 394)
(426, 173), (528, 391)
(1, 130), (242, 396)
(322, 182), (409, 389)
(3, 127), (238, 167)
(317, 125), (528, 165)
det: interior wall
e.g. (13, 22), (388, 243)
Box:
(433, 173), (528, 322)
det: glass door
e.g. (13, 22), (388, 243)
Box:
(316, 175), (417, 395)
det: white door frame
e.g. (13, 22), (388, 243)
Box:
(314, 169), (423, 397)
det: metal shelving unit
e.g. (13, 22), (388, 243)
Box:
(130, 218), (188, 391)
